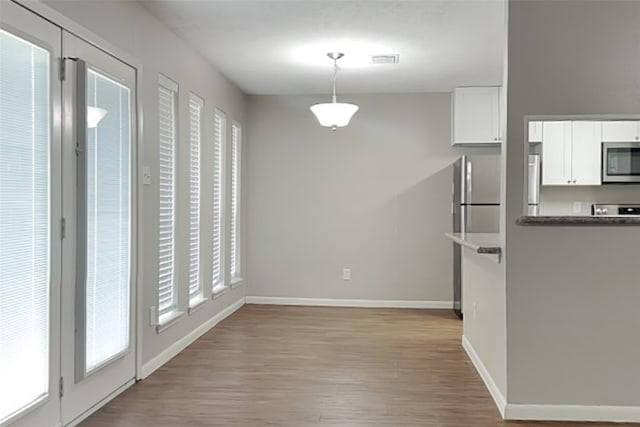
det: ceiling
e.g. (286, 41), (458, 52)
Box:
(140, 0), (506, 95)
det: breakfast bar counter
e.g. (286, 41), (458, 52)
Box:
(445, 232), (502, 255)
(517, 216), (640, 225)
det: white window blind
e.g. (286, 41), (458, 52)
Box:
(0, 29), (50, 421)
(188, 94), (203, 304)
(230, 122), (242, 280)
(212, 110), (225, 292)
(84, 69), (132, 373)
(158, 75), (178, 321)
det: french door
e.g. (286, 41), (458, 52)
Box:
(59, 31), (137, 426)
(0, 2), (137, 426)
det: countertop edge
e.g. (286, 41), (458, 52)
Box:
(445, 233), (502, 255)
(517, 216), (640, 225)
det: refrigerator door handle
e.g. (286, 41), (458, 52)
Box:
(460, 155), (469, 204)
(466, 159), (473, 205)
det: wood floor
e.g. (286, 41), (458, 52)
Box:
(81, 305), (632, 427)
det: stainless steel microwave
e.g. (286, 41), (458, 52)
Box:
(602, 142), (640, 183)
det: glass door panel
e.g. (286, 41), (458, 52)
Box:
(81, 69), (132, 375)
(0, 26), (50, 424)
(0, 2), (62, 426)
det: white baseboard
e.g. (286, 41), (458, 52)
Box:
(462, 335), (507, 418)
(65, 379), (135, 427)
(461, 336), (640, 423)
(505, 403), (640, 423)
(245, 296), (452, 309)
(141, 296), (245, 379)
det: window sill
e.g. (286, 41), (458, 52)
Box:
(188, 295), (208, 315)
(211, 285), (227, 300)
(230, 277), (245, 288)
(156, 310), (183, 333)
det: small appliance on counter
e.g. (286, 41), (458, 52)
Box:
(591, 204), (640, 216)
(452, 155), (500, 319)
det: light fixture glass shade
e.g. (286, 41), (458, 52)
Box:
(309, 102), (359, 128)
(87, 106), (108, 128)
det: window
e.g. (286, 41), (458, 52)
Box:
(188, 93), (204, 308)
(230, 122), (242, 282)
(0, 29), (50, 421)
(157, 75), (179, 324)
(212, 110), (225, 294)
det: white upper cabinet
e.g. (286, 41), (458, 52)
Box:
(601, 121), (640, 142)
(452, 87), (501, 145)
(571, 121), (602, 185)
(542, 121), (572, 185)
(528, 121), (543, 142)
(542, 121), (602, 186)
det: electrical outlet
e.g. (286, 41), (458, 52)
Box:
(472, 302), (478, 320)
(342, 268), (351, 281)
(573, 201), (582, 214)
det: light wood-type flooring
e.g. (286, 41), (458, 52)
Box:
(81, 305), (634, 426)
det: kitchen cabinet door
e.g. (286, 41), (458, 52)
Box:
(452, 87), (501, 145)
(528, 121), (543, 142)
(571, 121), (602, 185)
(542, 121), (572, 185)
(602, 121), (640, 142)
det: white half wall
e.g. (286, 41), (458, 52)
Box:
(461, 248), (506, 406)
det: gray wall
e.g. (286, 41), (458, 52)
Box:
(505, 0), (640, 405)
(246, 93), (498, 302)
(43, 0), (248, 365)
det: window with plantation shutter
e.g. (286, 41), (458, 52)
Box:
(230, 122), (242, 282)
(212, 110), (225, 293)
(157, 75), (179, 324)
(188, 93), (204, 307)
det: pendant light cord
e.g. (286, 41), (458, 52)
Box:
(332, 57), (338, 103)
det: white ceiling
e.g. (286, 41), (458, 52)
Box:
(140, 0), (506, 95)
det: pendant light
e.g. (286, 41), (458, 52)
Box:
(309, 52), (359, 131)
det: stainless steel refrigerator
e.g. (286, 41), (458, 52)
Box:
(452, 155), (501, 319)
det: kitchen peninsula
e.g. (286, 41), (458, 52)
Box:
(445, 231), (507, 411)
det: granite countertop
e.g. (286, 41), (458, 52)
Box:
(445, 233), (502, 255)
(517, 216), (640, 225)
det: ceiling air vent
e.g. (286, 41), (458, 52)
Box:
(370, 54), (399, 65)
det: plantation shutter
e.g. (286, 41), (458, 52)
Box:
(230, 122), (241, 279)
(157, 75), (178, 320)
(188, 94), (203, 302)
(212, 110), (225, 291)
